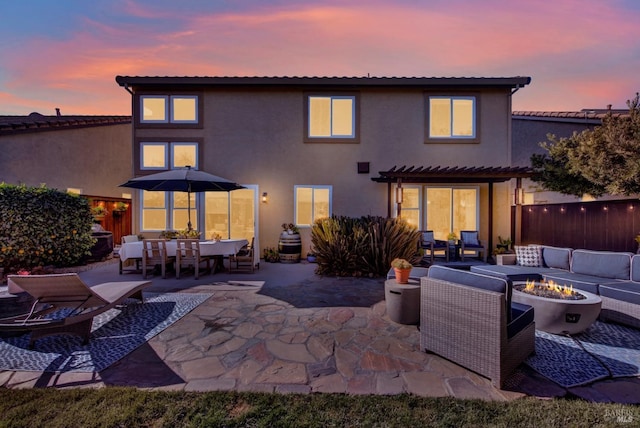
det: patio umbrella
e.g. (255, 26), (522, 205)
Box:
(119, 166), (245, 230)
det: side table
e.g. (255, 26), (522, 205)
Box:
(384, 279), (420, 324)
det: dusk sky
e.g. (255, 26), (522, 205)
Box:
(1, 0), (638, 116)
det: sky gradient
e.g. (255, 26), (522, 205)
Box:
(1, 0), (638, 115)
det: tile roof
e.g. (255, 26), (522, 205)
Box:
(116, 75), (531, 90)
(0, 113), (131, 135)
(512, 109), (629, 124)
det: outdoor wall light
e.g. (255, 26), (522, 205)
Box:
(395, 187), (403, 204)
(262, 192), (268, 203)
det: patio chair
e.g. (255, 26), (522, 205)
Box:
(142, 239), (174, 279)
(0, 273), (150, 347)
(229, 237), (258, 273)
(420, 266), (535, 388)
(419, 230), (449, 263)
(175, 239), (212, 279)
(119, 234), (141, 274)
(459, 230), (487, 263)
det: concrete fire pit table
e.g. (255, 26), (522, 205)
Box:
(512, 281), (602, 335)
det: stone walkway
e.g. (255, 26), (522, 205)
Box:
(1, 261), (640, 403)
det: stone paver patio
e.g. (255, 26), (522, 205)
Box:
(1, 260), (639, 403)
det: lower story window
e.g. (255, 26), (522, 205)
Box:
(141, 191), (197, 231)
(295, 185), (332, 227)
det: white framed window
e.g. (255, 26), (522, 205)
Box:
(141, 191), (198, 232)
(140, 95), (199, 124)
(295, 185), (332, 227)
(140, 142), (168, 170)
(140, 142), (198, 171)
(171, 96), (198, 123)
(428, 96), (476, 139)
(306, 95), (357, 141)
(141, 96), (168, 123)
(394, 186), (421, 229)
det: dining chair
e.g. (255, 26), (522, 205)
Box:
(229, 237), (257, 273)
(142, 239), (174, 279)
(176, 239), (212, 279)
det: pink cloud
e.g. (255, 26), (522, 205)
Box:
(1, 0), (638, 114)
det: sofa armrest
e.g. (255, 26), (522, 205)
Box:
(496, 254), (517, 265)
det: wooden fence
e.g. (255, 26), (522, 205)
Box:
(513, 199), (640, 253)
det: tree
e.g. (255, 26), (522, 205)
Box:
(531, 93), (640, 197)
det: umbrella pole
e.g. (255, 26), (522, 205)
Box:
(187, 187), (192, 231)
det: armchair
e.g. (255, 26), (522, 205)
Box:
(420, 266), (535, 388)
(229, 237), (258, 273)
(419, 230), (448, 263)
(459, 230), (487, 263)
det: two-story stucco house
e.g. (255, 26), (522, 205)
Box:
(115, 76), (532, 255)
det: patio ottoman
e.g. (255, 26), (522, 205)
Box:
(385, 279), (420, 324)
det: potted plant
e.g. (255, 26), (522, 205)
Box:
(307, 248), (317, 263)
(447, 232), (457, 244)
(635, 234), (640, 254)
(497, 236), (513, 253)
(112, 201), (128, 216)
(279, 222), (301, 263)
(391, 258), (412, 284)
(91, 205), (108, 219)
(263, 247), (280, 263)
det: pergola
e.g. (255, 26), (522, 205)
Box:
(371, 165), (535, 252)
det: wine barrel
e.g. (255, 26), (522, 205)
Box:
(278, 232), (301, 263)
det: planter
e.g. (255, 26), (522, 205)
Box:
(307, 255), (317, 263)
(394, 267), (411, 284)
(278, 232), (301, 263)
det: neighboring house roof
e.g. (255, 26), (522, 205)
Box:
(0, 113), (131, 135)
(116, 75), (531, 90)
(372, 165), (534, 184)
(513, 109), (629, 125)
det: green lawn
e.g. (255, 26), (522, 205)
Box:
(0, 387), (636, 427)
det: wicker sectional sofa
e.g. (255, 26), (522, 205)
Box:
(471, 246), (640, 328)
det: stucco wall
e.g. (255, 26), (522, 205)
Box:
(130, 86), (516, 252)
(0, 124), (132, 197)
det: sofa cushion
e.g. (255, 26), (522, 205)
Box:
(429, 265), (512, 321)
(515, 245), (542, 267)
(631, 255), (640, 282)
(570, 249), (632, 280)
(599, 281), (640, 306)
(507, 302), (535, 339)
(541, 246), (572, 270)
(542, 271), (600, 295)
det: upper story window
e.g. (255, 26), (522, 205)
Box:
(140, 141), (199, 171)
(427, 95), (478, 142)
(295, 185), (332, 227)
(305, 93), (359, 143)
(139, 94), (201, 126)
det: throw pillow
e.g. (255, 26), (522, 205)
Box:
(515, 245), (542, 267)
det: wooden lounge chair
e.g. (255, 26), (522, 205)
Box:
(229, 237), (258, 273)
(0, 273), (151, 347)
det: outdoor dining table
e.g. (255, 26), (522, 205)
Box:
(118, 239), (249, 274)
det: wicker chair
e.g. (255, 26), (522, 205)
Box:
(420, 266), (535, 388)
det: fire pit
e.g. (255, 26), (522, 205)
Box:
(512, 280), (602, 334)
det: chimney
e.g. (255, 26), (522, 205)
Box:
(55, 108), (61, 117)
(607, 104), (612, 111)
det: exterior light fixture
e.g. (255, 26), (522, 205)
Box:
(262, 192), (268, 203)
(395, 187), (403, 204)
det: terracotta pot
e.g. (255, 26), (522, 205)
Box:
(394, 267), (411, 284)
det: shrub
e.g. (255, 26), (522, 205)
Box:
(311, 216), (420, 277)
(0, 184), (95, 271)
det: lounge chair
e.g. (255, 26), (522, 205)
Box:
(0, 273), (151, 347)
